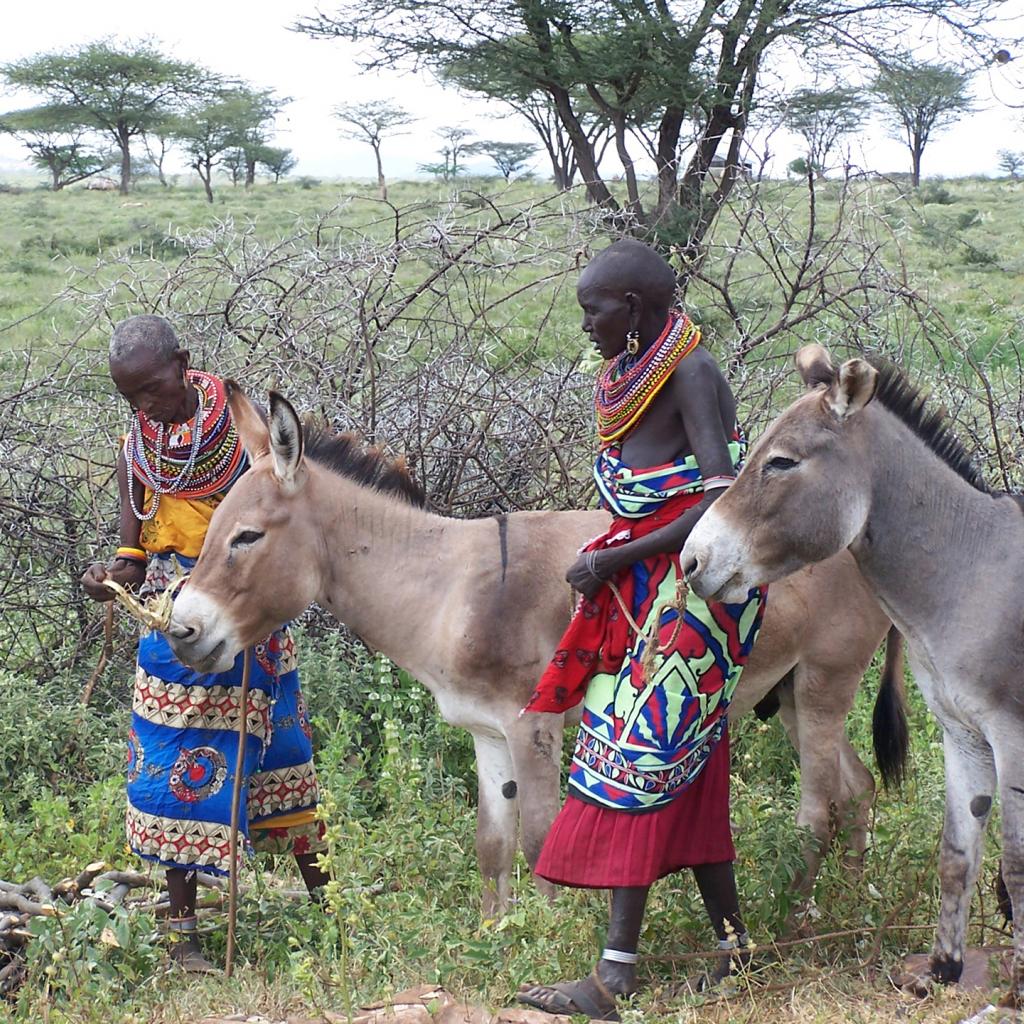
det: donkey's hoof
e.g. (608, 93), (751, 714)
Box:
(930, 953), (966, 985)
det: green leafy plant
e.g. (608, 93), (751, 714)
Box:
(23, 898), (161, 1005)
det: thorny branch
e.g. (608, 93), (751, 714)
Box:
(4, 179), (1021, 680)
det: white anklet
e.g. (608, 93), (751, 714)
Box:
(601, 948), (639, 964)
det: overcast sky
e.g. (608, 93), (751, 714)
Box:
(1, 0), (1022, 184)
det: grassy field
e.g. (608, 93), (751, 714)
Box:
(1, 173), (1023, 1022)
(2, 173), (1022, 355)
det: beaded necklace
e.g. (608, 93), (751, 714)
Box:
(125, 370), (247, 522)
(126, 389), (205, 521)
(595, 311), (701, 445)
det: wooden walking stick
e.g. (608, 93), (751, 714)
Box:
(225, 647), (252, 979)
(80, 603), (115, 706)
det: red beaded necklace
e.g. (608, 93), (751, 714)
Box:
(595, 311), (701, 445)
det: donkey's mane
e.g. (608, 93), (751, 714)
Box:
(868, 358), (991, 494)
(303, 422), (426, 507)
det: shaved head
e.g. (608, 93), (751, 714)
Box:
(109, 315), (180, 367)
(108, 315), (193, 424)
(580, 239), (677, 312)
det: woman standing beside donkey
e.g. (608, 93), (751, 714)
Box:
(518, 240), (766, 1020)
(80, 315), (328, 972)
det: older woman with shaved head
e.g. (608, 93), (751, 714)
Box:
(81, 315), (328, 972)
(518, 240), (767, 1019)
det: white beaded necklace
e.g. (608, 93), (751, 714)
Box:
(126, 385), (206, 522)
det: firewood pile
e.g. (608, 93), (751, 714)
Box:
(0, 860), (293, 996)
(2, 862), (122, 994)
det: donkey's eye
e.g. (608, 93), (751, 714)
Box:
(766, 456), (799, 471)
(231, 530), (264, 548)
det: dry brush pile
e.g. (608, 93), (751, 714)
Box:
(4, 175), (1023, 685)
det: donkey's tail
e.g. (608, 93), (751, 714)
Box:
(872, 626), (909, 790)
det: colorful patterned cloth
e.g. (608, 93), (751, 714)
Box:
(127, 557), (323, 875)
(594, 439), (744, 517)
(121, 372), (322, 875)
(527, 445), (765, 813)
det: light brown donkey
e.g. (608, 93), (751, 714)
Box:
(683, 345), (1024, 1004)
(165, 385), (902, 916)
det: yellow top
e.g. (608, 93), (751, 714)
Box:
(140, 492), (225, 558)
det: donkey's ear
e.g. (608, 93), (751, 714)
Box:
(795, 345), (837, 388)
(824, 359), (878, 420)
(268, 391), (304, 490)
(225, 380), (270, 459)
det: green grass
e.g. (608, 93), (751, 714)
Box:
(0, 642), (1008, 1023)
(3, 174), (1023, 366)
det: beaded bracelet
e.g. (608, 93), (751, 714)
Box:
(115, 546), (148, 564)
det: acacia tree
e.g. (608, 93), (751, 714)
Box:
(225, 87), (288, 187)
(170, 87), (287, 198)
(1, 40), (211, 194)
(784, 87), (864, 177)
(0, 106), (109, 190)
(169, 92), (247, 202)
(465, 140), (538, 179)
(141, 118), (174, 186)
(295, 0), (1011, 264)
(441, 52), (611, 189)
(417, 126), (477, 180)
(508, 93), (611, 188)
(872, 61), (972, 185)
(334, 100), (416, 199)
(258, 146), (298, 183)
(222, 147), (246, 186)
(998, 149), (1023, 179)
(437, 125), (475, 176)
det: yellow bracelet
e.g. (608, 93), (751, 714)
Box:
(115, 546), (147, 563)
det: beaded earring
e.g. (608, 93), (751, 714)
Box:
(625, 329), (640, 355)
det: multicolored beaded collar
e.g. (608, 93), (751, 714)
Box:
(595, 310), (701, 445)
(125, 370), (248, 521)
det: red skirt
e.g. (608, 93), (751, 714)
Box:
(535, 730), (734, 888)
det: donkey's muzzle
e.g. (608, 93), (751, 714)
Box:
(165, 588), (240, 674)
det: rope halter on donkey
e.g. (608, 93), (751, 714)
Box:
(607, 574), (690, 682)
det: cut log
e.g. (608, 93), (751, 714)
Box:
(95, 869), (157, 890)
(0, 894), (53, 916)
(54, 861), (109, 900)
(23, 877), (53, 903)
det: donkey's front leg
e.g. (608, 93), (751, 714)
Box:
(994, 734), (1024, 1007)
(471, 730), (518, 918)
(929, 726), (995, 984)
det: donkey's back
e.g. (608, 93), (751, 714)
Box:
(440, 508), (608, 712)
